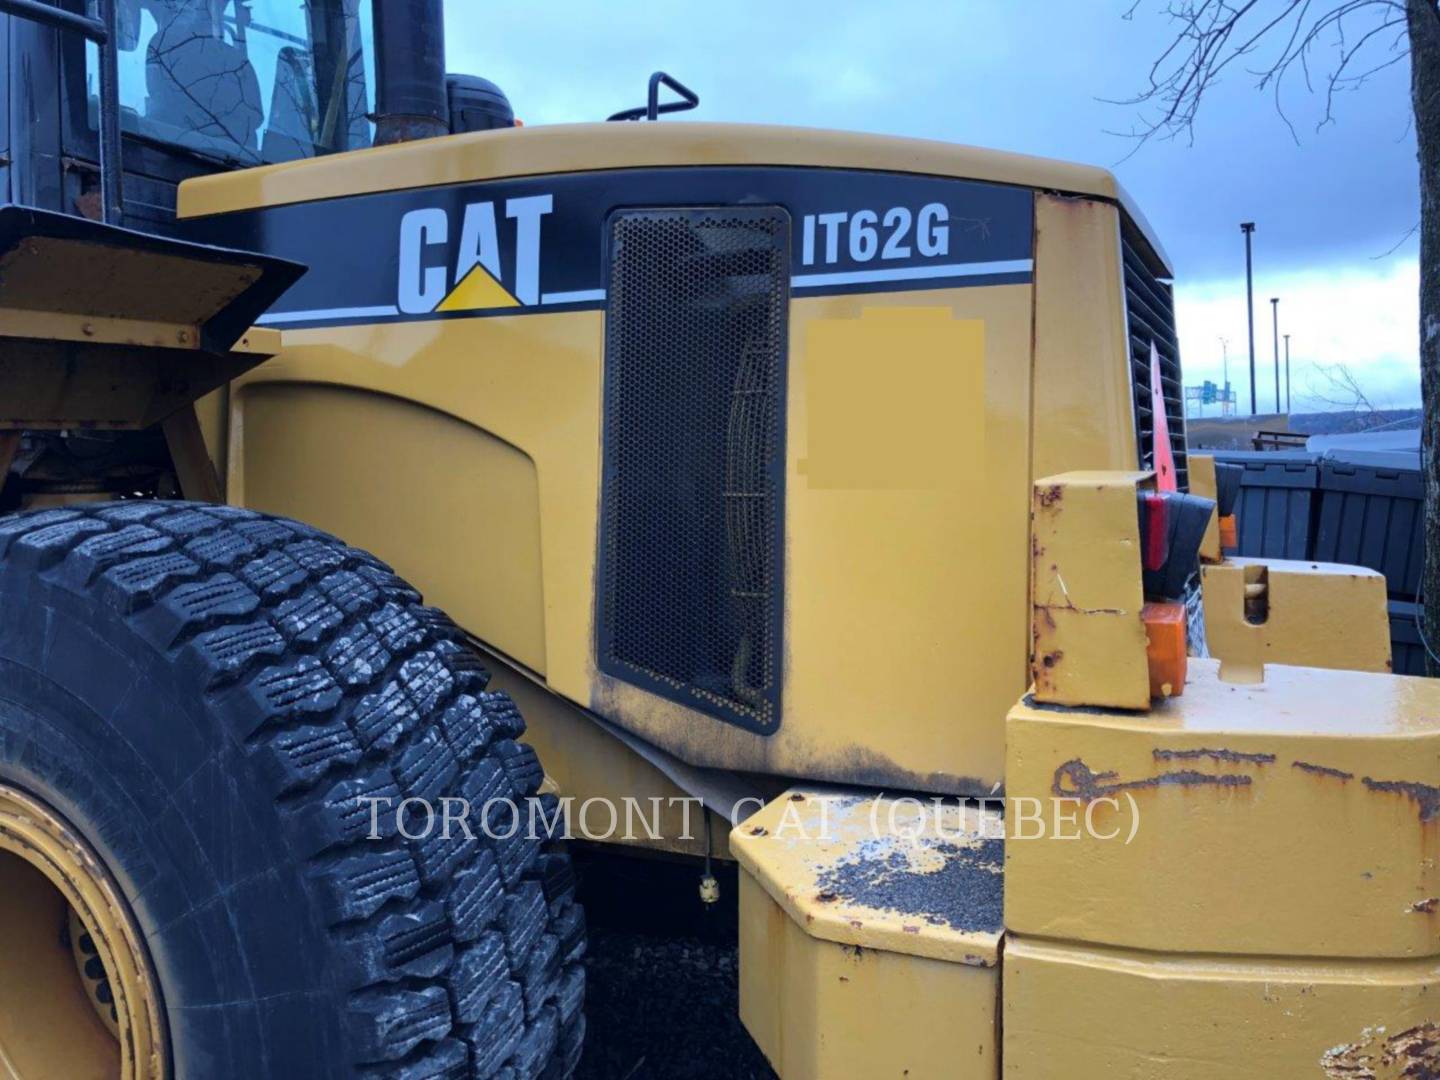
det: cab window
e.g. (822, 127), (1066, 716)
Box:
(86, 0), (375, 165)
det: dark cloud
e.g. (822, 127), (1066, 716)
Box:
(446, 1), (1418, 285)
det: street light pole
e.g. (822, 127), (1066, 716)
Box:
(1242, 223), (1257, 414)
(1271, 296), (1281, 414)
(1284, 334), (1292, 413)
(1219, 336), (1231, 416)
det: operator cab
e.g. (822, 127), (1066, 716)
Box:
(0, 0), (512, 234)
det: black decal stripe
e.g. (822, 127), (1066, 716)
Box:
(179, 165), (1036, 326)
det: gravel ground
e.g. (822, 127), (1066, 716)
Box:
(570, 847), (777, 1080)
(575, 929), (775, 1080)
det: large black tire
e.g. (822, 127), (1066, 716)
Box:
(0, 501), (585, 1078)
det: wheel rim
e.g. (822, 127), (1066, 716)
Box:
(0, 783), (166, 1080)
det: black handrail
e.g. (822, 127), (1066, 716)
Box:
(0, 0), (104, 38)
(0, 0), (123, 223)
(607, 72), (699, 122)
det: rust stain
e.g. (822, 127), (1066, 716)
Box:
(1036, 484), (1064, 509)
(1052, 758), (1251, 801)
(1363, 777), (1440, 823)
(1321, 1021), (1440, 1079)
(1154, 747), (1276, 765)
(1294, 761), (1355, 782)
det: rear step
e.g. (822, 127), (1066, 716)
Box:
(0, 204), (305, 496)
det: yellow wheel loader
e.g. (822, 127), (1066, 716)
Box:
(0, 1), (1433, 1078)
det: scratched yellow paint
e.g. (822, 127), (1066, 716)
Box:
(1008, 655), (1440, 959)
(1028, 472), (1153, 709)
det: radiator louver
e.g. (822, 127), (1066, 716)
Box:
(1122, 223), (1189, 491)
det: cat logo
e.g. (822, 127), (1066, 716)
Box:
(396, 195), (553, 314)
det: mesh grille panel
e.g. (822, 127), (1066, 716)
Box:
(597, 207), (790, 732)
(1123, 223), (1189, 491)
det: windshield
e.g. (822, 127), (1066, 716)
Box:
(87, 0), (375, 166)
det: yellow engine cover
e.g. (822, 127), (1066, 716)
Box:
(180, 122), (1153, 799)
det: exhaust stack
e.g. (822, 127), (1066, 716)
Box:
(372, 0), (448, 144)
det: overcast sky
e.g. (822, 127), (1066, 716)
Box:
(445, 2), (1421, 413)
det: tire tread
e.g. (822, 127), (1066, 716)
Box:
(0, 502), (584, 1078)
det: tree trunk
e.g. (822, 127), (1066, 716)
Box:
(1411, 0), (1440, 673)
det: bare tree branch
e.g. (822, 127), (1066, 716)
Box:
(1305, 361), (1387, 421)
(1111, 0), (1409, 147)
(1373, 219), (1423, 255)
